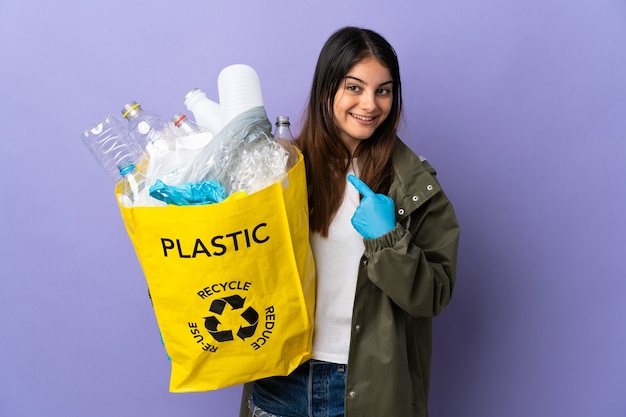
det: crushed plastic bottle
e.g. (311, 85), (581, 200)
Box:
(81, 114), (144, 183)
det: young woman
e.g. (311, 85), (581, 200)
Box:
(240, 26), (460, 417)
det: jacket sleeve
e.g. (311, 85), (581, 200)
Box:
(363, 188), (460, 318)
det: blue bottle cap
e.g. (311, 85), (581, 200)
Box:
(117, 160), (136, 176)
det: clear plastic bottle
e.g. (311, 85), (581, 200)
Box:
(121, 101), (170, 150)
(122, 101), (180, 190)
(274, 116), (298, 169)
(171, 112), (212, 150)
(166, 113), (213, 185)
(172, 112), (199, 136)
(81, 114), (145, 183)
(117, 160), (145, 207)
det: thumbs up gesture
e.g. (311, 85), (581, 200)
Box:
(347, 174), (396, 239)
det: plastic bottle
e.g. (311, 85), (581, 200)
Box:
(169, 113), (213, 183)
(218, 64), (265, 125)
(172, 113), (199, 136)
(183, 89), (225, 135)
(122, 101), (180, 190)
(121, 101), (171, 151)
(172, 112), (213, 148)
(81, 114), (145, 183)
(117, 160), (146, 207)
(274, 116), (298, 169)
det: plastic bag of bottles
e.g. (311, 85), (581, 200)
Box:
(83, 65), (293, 207)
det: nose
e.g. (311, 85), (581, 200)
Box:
(359, 91), (377, 111)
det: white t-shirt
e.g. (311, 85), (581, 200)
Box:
(310, 167), (364, 365)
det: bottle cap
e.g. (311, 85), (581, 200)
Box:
(172, 113), (187, 127)
(122, 101), (141, 119)
(276, 116), (290, 125)
(117, 160), (136, 176)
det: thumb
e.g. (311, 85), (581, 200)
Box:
(347, 174), (375, 198)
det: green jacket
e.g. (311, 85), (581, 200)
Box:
(240, 138), (460, 416)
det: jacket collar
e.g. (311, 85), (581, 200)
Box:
(389, 138), (442, 220)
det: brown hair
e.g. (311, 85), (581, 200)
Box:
(297, 27), (403, 236)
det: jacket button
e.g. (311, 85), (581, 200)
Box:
(412, 195), (419, 201)
(355, 324), (361, 332)
(362, 258), (368, 266)
(426, 184), (433, 191)
(397, 208), (405, 215)
(349, 391), (356, 398)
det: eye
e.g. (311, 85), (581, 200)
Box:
(346, 84), (360, 92)
(376, 88), (391, 96)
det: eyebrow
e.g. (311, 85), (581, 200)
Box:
(344, 75), (394, 87)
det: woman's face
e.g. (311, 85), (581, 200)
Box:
(332, 56), (393, 154)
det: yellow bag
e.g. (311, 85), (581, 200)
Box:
(117, 152), (315, 392)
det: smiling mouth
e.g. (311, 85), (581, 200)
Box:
(351, 113), (375, 121)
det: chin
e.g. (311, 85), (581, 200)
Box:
(355, 130), (377, 140)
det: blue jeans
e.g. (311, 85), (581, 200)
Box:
(249, 360), (346, 417)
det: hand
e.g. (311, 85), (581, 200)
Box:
(347, 174), (396, 239)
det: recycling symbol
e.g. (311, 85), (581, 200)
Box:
(203, 295), (259, 342)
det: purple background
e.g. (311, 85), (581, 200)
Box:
(1, 1), (625, 416)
